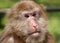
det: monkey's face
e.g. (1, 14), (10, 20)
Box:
(8, 1), (48, 42)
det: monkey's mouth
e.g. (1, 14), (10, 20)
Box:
(28, 31), (40, 37)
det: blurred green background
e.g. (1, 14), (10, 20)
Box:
(0, 0), (60, 43)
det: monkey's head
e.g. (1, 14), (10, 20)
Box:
(7, 1), (48, 42)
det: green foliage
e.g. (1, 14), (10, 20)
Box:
(47, 12), (60, 43)
(34, 0), (60, 6)
(0, 0), (20, 9)
(0, 0), (60, 43)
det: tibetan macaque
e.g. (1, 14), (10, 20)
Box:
(0, 0), (54, 43)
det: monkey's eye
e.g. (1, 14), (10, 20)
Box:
(32, 13), (36, 16)
(24, 14), (29, 18)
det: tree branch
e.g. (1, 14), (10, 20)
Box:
(0, 7), (60, 14)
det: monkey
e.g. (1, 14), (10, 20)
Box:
(0, 0), (54, 43)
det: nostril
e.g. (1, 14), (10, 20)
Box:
(33, 23), (38, 28)
(33, 25), (37, 28)
(33, 24), (38, 30)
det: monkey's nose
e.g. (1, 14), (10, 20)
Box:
(28, 19), (38, 32)
(32, 22), (38, 30)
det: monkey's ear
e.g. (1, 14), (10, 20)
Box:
(7, 9), (12, 18)
(46, 32), (54, 43)
(39, 4), (46, 11)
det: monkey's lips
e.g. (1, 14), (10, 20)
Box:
(28, 31), (40, 38)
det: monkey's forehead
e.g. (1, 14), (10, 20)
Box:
(12, 1), (40, 11)
(20, 8), (40, 13)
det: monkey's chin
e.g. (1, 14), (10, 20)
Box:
(30, 33), (40, 38)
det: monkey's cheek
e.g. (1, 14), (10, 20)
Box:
(30, 33), (40, 38)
